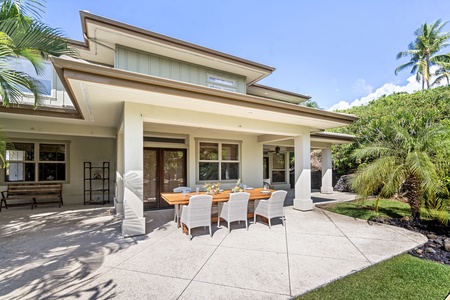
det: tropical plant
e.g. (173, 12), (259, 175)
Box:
(0, 0), (77, 107)
(300, 99), (320, 109)
(351, 123), (450, 221)
(331, 86), (450, 173)
(395, 19), (450, 89)
(432, 61), (450, 86)
(0, 125), (7, 167)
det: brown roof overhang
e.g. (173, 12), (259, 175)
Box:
(51, 56), (358, 126)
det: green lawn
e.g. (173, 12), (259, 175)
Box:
(296, 254), (450, 300)
(297, 199), (450, 300)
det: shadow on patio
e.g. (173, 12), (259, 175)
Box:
(0, 205), (171, 299)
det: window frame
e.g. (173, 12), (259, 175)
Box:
(4, 140), (70, 183)
(10, 58), (57, 99)
(206, 73), (236, 92)
(196, 139), (241, 183)
(271, 152), (287, 183)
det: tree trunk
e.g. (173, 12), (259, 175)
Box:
(404, 176), (422, 220)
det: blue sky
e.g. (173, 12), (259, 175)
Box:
(43, 0), (450, 110)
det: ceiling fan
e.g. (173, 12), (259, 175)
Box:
(264, 146), (281, 155)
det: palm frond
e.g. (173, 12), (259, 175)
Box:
(0, 125), (9, 167)
(0, 0), (45, 21)
(0, 68), (44, 107)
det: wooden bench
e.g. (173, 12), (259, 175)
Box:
(0, 183), (63, 212)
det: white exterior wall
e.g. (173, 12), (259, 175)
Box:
(0, 132), (115, 204)
(143, 128), (264, 190)
(134, 102), (309, 194)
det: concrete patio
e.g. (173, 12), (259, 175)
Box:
(0, 191), (427, 299)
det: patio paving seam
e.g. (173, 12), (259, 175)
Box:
(177, 232), (229, 299)
(284, 219), (293, 297)
(218, 244), (288, 254)
(44, 230), (183, 299)
(189, 279), (292, 299)
(285, 251), (371, 263)
(103, 228), (180, 270)
(320, 209), (372, 264)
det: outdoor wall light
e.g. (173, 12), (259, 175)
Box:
(275, 146), (280, 155)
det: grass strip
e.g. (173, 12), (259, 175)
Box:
(296, 254), (450, 300)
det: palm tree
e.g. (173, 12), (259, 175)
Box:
(351, 123), (450, 220)
(395, 19), (450, 89)
(0, 0), (77, 107)
(300, 100), (321, 109)
(431, 61), (450, 86)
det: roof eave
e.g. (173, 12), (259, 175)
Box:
(51, 56), (358, 126)
(76, 11), (275, 80)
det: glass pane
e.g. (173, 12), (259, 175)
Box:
(221, 163), (239, 180)
(272, 153), (286, 169)
(6, 142), (34, 161)
(163, 150), (185, 193)
(11, 58), (53, 95)
(39, 163), (65, 181)
(222, 143), (238, 160)
(199, 142), (218, 160)
(263, 157), (269, 179)
(40, 144), (65, 161)
(6, 163), (35, 182)
(272, 171), (286, 183)
(199, 162), (219, 181)
(143, 149), (157, 204)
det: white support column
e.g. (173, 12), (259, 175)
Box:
(321, 145), (333, 194)
(116, 126), (124, 215)
(294, 133), (313, 211)
(121, 103), (145, 237)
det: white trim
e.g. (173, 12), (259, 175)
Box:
(196, 139), (241, 182)
(4, 140), (70, 183)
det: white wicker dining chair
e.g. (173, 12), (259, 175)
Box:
(218, 192), (250, 232)
(180, 194), (213, 238)
(254, 190), (288, 228)
(172, 187), (192, 221)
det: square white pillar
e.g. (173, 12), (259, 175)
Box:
(121, 103), (145, 237)
(294, 133), (313, 211)
(321, 146), (334, 194)
(115, 128), (124, 215)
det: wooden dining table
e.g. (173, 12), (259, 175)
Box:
(161, 187), (274, 228)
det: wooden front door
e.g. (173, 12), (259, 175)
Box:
(143, 148), (187, 210)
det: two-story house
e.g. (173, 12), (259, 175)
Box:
(0, 11), (357, 236)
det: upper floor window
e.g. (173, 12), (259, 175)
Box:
(5, 142), (67, 182)
(198, 141), (240, 181)
(207, 74), (236, 92)
(10, 58), (54, 96)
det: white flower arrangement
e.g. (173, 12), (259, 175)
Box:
(204, 182), (220, 195)
(231, 178), (243, 193)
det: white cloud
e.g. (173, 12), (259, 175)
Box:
(352, 78), (373, 95)
(328, 67), (443, 111)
